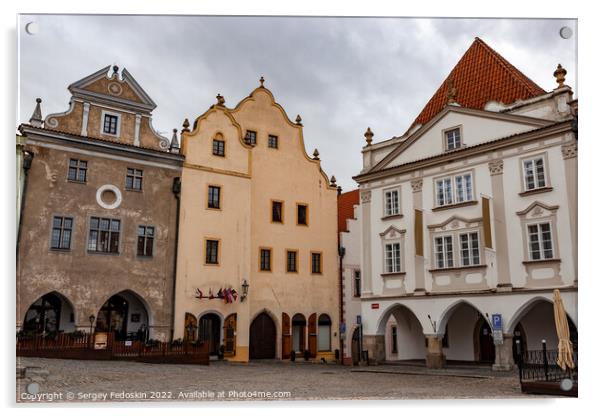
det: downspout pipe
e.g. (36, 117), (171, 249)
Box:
(170, 176), (182, 343)
(16, 150), (34, 263)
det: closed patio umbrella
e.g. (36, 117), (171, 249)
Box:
(553, 289), (575, 370)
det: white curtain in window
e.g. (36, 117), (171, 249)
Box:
(318, 324), (330, 351)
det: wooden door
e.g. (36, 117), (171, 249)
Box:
(282, 313), (291, 359)
(184, 313), (198, 342)
(249, 312), (276, 359)
(223, 313), (236, 357)
(308, 313), (317, 358)
(351, 327), (360, 365)
(478, 320), (495, 363)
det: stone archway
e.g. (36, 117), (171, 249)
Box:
(376, 303), (425, 362)
(199, 312), (222, 355)
(438, 300), (491, 363)
(95, 290), (150, 341)
(22, 292), (76, 335)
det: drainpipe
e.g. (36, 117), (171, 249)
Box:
(16, 150), (34, 263)
(170, 176), (182, 343)
(338, 243), (345, 365)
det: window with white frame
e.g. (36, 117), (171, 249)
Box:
(434, 235), (454, 268)
(384, 242), (401, 273)
(435, 173), (473, 206)
(527, 222), (554, 260)
(459, 232), (480, 266)
(101, 112), (120, 136)
(523, 157), (546, 190)
(384, 189), (400, 216)
(445, 128), (462, 151)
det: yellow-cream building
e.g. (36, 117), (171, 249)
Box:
(173, 79), (339, 362)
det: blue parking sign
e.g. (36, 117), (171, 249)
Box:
(492, 314), (503, 331)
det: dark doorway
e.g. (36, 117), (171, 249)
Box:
(250, 312), (276, 359)
(351, 327), (360, 365)
(292, 313), (306, 354)
(477, 319), (495, 363)
(512, 323), (527, 364)
(23, 293), (64, 335)
(199, 313), (221, 355)
(96, 294), (129, 340)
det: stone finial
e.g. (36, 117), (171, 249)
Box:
(216, 94), (225, 106)
(337, 185), (342, 195)
(312, 148), (320, 160)
(446, 79), (458, 104)
(364, 127), (374, 146)
(295, 114), (303, 125)
(330, 175), (337, 186)
(112, 65), (119, 78)
(29, 98), (43, 128)
(554, 64), (567, 88)
(170, 128), (180, 153)
(259, 76), (265, 87)
(181, 118), (190, 133)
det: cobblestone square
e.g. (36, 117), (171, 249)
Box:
(17, 357), (531, 402)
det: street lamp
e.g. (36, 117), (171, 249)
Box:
(241, 279), (249, 302)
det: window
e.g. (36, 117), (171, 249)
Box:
(435, 173), (473, 206)
(384, 189), (400, 216)
(434, 235), (454, 268)
(208, 186), (221, 209)
(391, 326), (398, 353)
(286, 250), (298, 272)
(212, 139), (225, 156)
(67, 159), (87, 182)
(260, 248), (272, 271)
(445, 128), (462, 150)
(297, 204), (308, 225)
(318, 314), (331, 351)
(244, 130), (257, 145)
(528, 223), (554, 260)
(88, 217), (120, 253)
(50, 216), (73, 250)
(126, 168), (143, 191)
(353, 270), (361, 297)
(103, 114), (119, 135)
(268, 135), (278, 149)
(523, 157), (546, 190)
(205, 239), (219, 264)
(384, 243), (401, 273)
(137, 226), (154, 257)
(459, 232), (480, 266)
(272, 201), (283, 223)
(311, 252), (323, 274)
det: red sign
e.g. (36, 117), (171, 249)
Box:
(371, 303), (379, 309)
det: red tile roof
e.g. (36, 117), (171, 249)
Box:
(410, 37), (546, 129)
(338, 189), (360, 233)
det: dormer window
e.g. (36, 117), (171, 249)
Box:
(101, 110), (121, 137)
(444, 127), (462, 151)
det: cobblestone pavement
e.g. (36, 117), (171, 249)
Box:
(16, 357), (529, 403)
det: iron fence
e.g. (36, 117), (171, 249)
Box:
(518, 346), (578, 383)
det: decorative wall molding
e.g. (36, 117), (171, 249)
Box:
(488, 159), (504, 176)
(360, 190), (372, 204)
(561, 142), (577, 159)
(411, 178), (423, 193)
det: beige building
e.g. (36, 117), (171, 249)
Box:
(173, 79), (339, 362)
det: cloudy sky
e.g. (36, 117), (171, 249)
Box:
(18, 15), (577, 191)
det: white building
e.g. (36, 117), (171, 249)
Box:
(352, 38), (577, 370)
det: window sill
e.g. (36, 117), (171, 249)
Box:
(259, 269), (272, 273)
(125, 188), (143, 193)
(206, 207), (222, 211)
(381, 214), (404, 221)
(67, 179), (87, 185)
(381, 272), (406, 278)
(428, 264), (487, 273)
(87, 251), (120, 256)
(519, 186), (553, 197)
(212, 153), (226, 157)
(204, 262), (220, 267)
(432, 200), (478, 212)
(522, 258), (561, 265)
(50, 248), (71, 252)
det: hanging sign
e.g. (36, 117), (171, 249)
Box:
(195, 287), (238, 303)
(491, 313), (504, 345)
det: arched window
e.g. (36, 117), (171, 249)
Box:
(318, 314), (331, 351)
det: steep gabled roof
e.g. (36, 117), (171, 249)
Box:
(338, 189), (360, 233)
(409, 37), (546, 130)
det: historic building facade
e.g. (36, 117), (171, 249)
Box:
(17, 65), (183, 342)
(173, 79), (339, 362)
(353, 38), (577, 369)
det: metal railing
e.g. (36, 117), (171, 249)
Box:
(518, 343), (578, 383)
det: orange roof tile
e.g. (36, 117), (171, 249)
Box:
(338, 189), (360, 233)
(410, 37), (546, 129)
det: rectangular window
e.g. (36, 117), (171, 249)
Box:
(244, 130), (257, 145)
(208, 186), (221, 209)
(528, 223), (554, 260)
(260, 248), (272, 271)
(272, 201), (283, 223)
(384, 189), (400, 216)
(353, 270), (361, 297)
(103, 114), (119, 135)
(268, 135), (278, 149)
(205, 240), (219, 264)
(88, 217), (120, 253)
(297, 204), (308, 225)
(50, 216), (73, 250)
(212, 139), (225, 156)
(391, 326), (398, 353)
(436, 173), (473, 206)
(287, 250), (298, 272)
(125, 168), (143, 191)
(445, 128), (462, 150)
(434, 235), (453, 268)
(67, 159), (87, 182)
(459, 232), (480, 266)
(384, 242), (401, 273)
(137, 225), (154, 257)
(311, 252), (322, 274)
(523, 157), (546, 190)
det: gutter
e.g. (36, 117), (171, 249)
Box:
(170, 177), (182, 342)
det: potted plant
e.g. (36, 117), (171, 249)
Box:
(303, 349), (310, 361)
(218, 344), (225, 360)
(290, 350), (296, 361)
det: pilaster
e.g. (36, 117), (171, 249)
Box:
(488, 160), (512, 291)
(411, 178), (426, 295)
(360, 190), (373, 295)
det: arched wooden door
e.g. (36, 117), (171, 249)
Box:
(223, 314), (236, 357)
(351, 327), (360, 365)
(250, 312), (276, 359)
